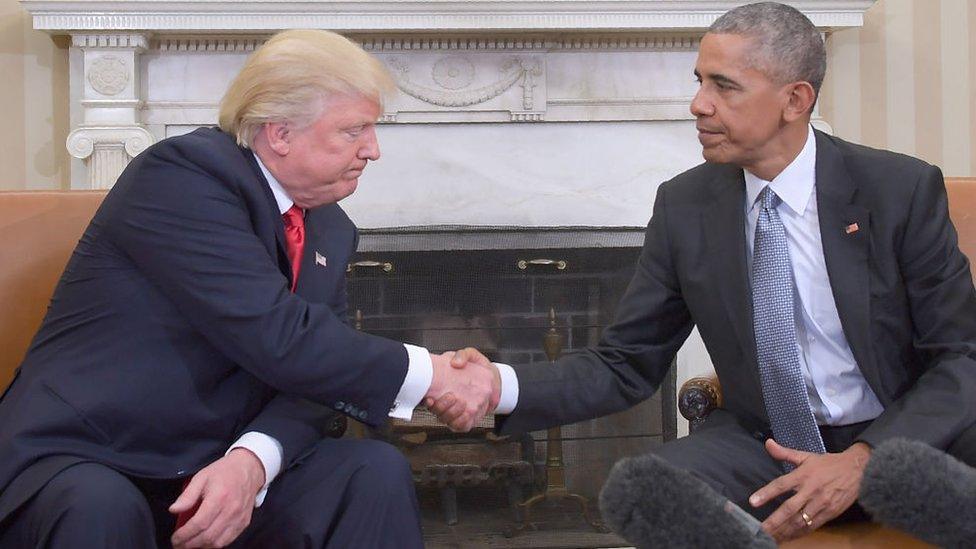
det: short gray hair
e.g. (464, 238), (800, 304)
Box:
(709, 2), (826, 95)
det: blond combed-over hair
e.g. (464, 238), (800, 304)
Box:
(219, 29), (395, 148)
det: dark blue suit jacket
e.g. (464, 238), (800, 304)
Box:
(0, 127), (408, 524)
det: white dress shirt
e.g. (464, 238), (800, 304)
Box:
(496, 126), (884, 428)
(743, 125), (884, 426)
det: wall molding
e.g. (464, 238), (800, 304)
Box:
(24, 1), (877, 33)
(148, 33), (703, 53)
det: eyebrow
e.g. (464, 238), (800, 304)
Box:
(694, 69), (742, 89)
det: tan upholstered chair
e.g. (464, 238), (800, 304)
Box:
(0, 191), (107, 391)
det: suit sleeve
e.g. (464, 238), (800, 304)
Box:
(859, 165), (976, 448)
(241, 228), (358, 468)
(497, 183), (694, 435)
(102, 150), (407, 426)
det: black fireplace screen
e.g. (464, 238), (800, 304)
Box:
(344, 230), (676, 544)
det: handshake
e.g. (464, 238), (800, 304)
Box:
(423, 348), (500, 432)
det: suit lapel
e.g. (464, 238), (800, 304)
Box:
(814, 131), (878, 385)
(704, 165), (762, 383)
(241, 148), (293, 285)
(295, 210), (332, 300)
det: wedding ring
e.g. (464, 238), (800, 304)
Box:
(800, 511), (814, 527)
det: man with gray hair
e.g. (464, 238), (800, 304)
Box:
(439, 2), (976, 544)
(0, 29), (503, 548)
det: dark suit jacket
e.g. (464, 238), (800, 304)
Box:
(498, 131), (976, 455)
(0, 127), (408, 524)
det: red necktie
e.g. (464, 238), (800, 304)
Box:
(175, 205), (306, 530)
(282, 205), (305, 292)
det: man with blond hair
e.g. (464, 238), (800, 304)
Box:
(0, 30), (501, 548)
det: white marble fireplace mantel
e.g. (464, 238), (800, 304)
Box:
(23, 0), (874, 228)
(24, 1), (875, 32)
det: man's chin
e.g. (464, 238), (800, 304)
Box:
(701, 147), (723, 163)
(700, 145), (737, 166)
(333, 180), (359, 202)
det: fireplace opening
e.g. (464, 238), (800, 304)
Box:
(348, 226), (676, 548)
(345, 227), (677, 548)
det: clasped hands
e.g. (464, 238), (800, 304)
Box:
(425, 347), (499, 432)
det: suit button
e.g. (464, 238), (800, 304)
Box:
(344, 404), (354, 414)
(335, 401), (345, 410)
(358, 410), (368, 420)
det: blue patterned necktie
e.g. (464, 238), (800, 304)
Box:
(752, 186), (826, 465)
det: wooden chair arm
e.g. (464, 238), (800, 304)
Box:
(678, 375), (722, 431)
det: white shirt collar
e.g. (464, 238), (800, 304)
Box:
(744, 125), (817, 216)
(252, 151), (295, 215)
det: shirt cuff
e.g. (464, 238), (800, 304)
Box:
(227, 431), (283, 507)
(389, 344), (433, 420)
(493, 362), (519, 415)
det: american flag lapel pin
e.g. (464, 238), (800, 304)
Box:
(315, 251), (328, 267)
(845, 222), (859, 235)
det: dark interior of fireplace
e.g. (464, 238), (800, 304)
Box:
(345, 228), (676, 548)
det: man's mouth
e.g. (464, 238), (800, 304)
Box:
(697, 127), (724, 145)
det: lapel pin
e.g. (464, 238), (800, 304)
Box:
(845, 222), (859, 235)
(315, 252), (328, 267)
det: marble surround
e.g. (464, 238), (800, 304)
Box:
(21, 0), (875, 226)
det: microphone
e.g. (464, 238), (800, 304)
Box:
(599, 453), (776, 548)
(859, 438), (976, 548)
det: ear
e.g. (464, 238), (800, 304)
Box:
(783, 81), (817, 122)
(261, 122), (292, 156)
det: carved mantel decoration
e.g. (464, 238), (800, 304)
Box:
(22, 0), (875, 202)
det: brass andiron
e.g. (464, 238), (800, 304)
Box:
(510, 308), (606, 535)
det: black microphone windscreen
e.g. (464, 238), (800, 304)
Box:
(598, 453), (775, 549)
(859, 438), (976, 549)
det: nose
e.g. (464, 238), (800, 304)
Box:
(359, 127), (380, 161)
(690, 87), (713, 118)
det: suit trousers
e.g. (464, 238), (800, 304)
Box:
(652, 409), (874, 522)
(0, 438), (423, 549)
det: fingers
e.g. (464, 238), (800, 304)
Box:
(749, 469), (797, 508)
(426, 350), (496, 431)
(428, 393), (464, 423)
(184, 503), (252, 549)
(761, 492), (812, 542)
(796, 492), (829, 531)
(428, 391), (486, 432)
(171, 484), (222, 546)
(173, 487), (254, 548)
(169, 476), (203, 514)
(170, 463), (257, 549)
(764, 438), (810, 466)
(450, 347), (490, 369)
